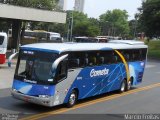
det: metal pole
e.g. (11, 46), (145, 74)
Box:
(67, 18), (70, 42)
(134, 19), (137, 38)
(70, 11), (73, 42)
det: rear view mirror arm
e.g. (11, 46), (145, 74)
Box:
(8, 52), (18, 67)
(51, 54), (68, 76)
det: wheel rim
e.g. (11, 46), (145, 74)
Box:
(121, 82), (125, 92)
(128, 81), (131, 90)
(69, 93), (76, 105)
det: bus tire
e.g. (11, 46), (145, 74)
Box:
(119, 79), (126, 93)
(67, 90), (78, 108)
(126, 78), (133, 91)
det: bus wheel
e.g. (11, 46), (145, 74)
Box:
(67, 90), (77, 108)
(119, 80), (126, 93)
(126, 80), (132, 91)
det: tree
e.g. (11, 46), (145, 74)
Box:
(66, 11), (100, 37)
(1, 0), (58, 10)
(138, 0), (160, 38)
(0, 0), (59, 49)
(99, 9), (130, 37)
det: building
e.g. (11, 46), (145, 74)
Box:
(58, 0), (67, 11)
(74, 0), (85, 12)
(0, 3), (66, 49)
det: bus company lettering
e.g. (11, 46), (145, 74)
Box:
(90, 68), (109, 77)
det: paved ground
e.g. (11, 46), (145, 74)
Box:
(0, 59), (16, 89)
(0, 59), (160, 120)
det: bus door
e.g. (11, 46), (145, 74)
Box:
(51, 54), (69, 105)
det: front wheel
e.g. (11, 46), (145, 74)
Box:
(67, 90), (77, 108)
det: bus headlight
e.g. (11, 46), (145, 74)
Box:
(12, 89), (17, 92)
(38, 95), (49, 98)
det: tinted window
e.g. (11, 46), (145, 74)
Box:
(120, 50), (133, 61)
(0, 36), (4, 45)
(139, 48), (147, 61)
(99, 51), (112, 65)
(120, 49), (147, 62)
(86, 52), (97, 66)
(68, 52), (85, 69)
(56, 60), (67, 82)
(112, 51), (122, 63)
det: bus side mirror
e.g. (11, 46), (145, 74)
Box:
(8, 52), (18, 67)
(51, 54), (68, 77)
(55, 59), (68, 83)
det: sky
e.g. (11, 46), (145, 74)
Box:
(67, 0), (142, 20)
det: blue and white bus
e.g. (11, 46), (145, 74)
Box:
(11, 40), (148, 107)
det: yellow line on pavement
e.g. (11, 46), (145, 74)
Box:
(21, 83), (160, 120)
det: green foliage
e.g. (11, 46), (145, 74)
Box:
(147, 40), (160, 59)
(73, 21), (100, 37)
(138, 0), (160, 37)
(128, 19), (137, 38)
(99, 9), (130, 37)
(67, 11), (100, 37)
(3, 0), (58, 10)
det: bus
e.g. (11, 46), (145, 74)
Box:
(48, 32), (62, 41)
(74, 37), (99, 43)
(74, 37), (108, 43)
(8, 30), (62, 48)
(0, 32), (7, 64)
(11, 40), (148, 107)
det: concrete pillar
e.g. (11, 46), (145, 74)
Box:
(11, 19), (22, 51)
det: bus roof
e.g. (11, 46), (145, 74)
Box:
(108, 40), (145, 45)
(0, 32), (7, 37)
(21, 40), (148, 53)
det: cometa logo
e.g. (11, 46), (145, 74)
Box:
(90, 68), (109, 77)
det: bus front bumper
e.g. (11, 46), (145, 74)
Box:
(11, 89), (54, 107)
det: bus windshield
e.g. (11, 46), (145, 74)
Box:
(15, 50), (59, 84)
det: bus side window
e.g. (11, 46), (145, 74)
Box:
(128, 50), (134, 62)
(85, 58), (89, 66)
(121, 50), (130, 61)
(88, 52), (97, 66)
(113, 51), (121, 63)
(56, 60), (67, 82)
(133, 50), (140, 61)
(139, 49), (147, 61)
(90, 56), (96, 66)
(99, 57), (104, 65)
(142, 49), (147, 60)
(100, 51), (112, 65)
(125, 53), (130, 61)
(139, 50), (143, 61)
(68, 59), (80, 69)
